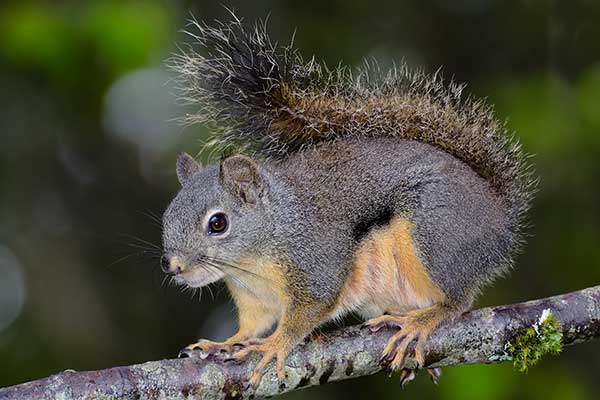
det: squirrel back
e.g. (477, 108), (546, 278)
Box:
(169, 18), (535, 258)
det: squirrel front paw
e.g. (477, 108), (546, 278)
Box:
(178, 339), (230, 358)
(178, 337), (263, 358)
(229, 335), (291, 388)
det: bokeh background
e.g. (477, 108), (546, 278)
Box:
(1, 0), (599, 398)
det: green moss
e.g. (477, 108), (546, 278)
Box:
(505, 309), (563, 373)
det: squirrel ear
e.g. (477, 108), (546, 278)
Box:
(176, 152), (202, 186)
(219, 155), (264, 205)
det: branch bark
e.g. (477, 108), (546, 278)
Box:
(1, 286), (599, 400)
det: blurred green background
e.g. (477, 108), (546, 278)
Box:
(0, 0), (599, 399)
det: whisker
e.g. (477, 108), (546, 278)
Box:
(124, 243), (162, 254)
(121, 234), (162, 250)
(205, 284), (215, 300)
(141, 210), (164, 227)
(205, 255), (273, 282)
(106, 250), (160, 269)
(105, 252), (139, 269)
(200, 258), (254, 293)
(214, 283), (227, 298)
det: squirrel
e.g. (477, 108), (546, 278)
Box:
(160, 17), (535, 388)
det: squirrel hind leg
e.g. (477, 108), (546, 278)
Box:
(365, 303), (460, 382)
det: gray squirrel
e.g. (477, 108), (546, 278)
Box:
(160, 17), (535, 388)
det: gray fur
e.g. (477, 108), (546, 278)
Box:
(274, 138), (513, 305)
(163, 164), (287, 276)
(163, 137), (513, 307)
(162, 17), (536, 311)
(176, 152), (202, 185)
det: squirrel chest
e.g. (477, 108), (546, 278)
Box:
(225, 258), (289, 319)
(334, 216), (445, 319)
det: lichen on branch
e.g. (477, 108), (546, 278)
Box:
(504, 308), (563, 372)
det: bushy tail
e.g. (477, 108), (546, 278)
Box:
(169, 17), (536, 240)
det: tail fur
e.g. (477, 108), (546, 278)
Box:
(169, 16), (536, 242)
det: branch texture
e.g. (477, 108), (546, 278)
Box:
(1, 286), (599, 399)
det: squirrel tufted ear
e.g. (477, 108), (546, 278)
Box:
(176, 152), (202, 186)
(219, 155), (264, 205)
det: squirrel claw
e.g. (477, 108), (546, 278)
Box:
(366, 323), (384, 333)
(364, 313), (407, 333)
(400, 369), (417, 389)
(427, 367), (442, 385)
(223, 355), (246, 364)
(178, 348), (193, 358)
(178, 347), (210, 359)
(397, 367), (440, 388)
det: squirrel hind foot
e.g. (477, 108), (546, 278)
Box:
(365, 304), (454, 373)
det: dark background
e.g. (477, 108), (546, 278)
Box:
(1, 1), (599, 399)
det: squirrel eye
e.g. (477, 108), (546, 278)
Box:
(208, 212), (228, 235)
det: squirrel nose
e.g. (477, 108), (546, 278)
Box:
(161, 254), (185, 274)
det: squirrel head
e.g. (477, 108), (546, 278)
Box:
(161, 152), (272, 288)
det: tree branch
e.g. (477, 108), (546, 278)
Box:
(1, 286), (599, 399)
